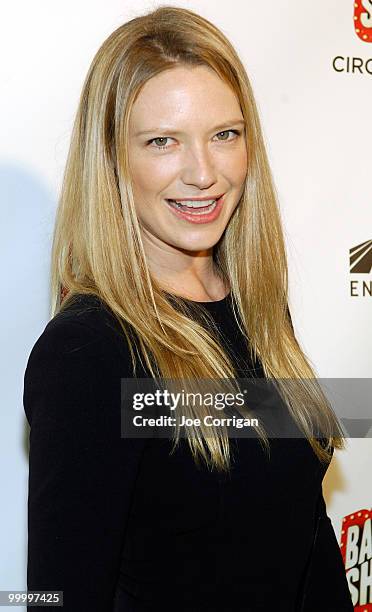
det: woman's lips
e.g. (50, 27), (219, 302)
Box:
(164, 194), (224, 224)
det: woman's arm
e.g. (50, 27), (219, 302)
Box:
(285, 305), (352, 609)
(23, 318), (146, 611)
(299, 491), (354, 611)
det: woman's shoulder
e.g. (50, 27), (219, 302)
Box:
(23, 294), (137, 426)
(31, 293), (130, 358)
(24, 295), (134, 393)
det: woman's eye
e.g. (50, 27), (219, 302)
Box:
(215, 129), (241, 141)
(148, 137), (173, 150)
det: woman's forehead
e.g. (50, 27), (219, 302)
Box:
(129, 66), (242, 133)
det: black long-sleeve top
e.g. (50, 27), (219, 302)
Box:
(23, 292), (353, 611)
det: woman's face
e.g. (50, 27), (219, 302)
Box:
(128, 64), (247, 258)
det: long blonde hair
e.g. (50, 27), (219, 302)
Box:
(50, 5), (346, 471)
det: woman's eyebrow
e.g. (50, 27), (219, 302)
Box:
(135, 118), (246, 137)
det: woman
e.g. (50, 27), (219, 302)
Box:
(23, 5), (354, 611)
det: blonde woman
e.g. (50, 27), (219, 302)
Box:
(23, 6), (353, 612)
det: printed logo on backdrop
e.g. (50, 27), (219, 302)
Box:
(332, 2), (372, 74)
(341, 508), (372, 609)
(350, 239), (372, 297)
(354, 0), (372, 42)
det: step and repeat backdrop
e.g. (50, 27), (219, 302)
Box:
(1, 1), (370, 609)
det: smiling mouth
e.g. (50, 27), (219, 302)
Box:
(165, 194), (224, 214)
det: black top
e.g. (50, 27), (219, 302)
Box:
(23, 292), (353, 612)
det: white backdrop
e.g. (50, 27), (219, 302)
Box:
(1, 1), (370, 609)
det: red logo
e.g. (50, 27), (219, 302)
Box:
(341, 508), (372, 609)
(354, 1), (372, 42)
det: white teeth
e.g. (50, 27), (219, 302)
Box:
(173, 199), (216, 208)
(167, 199), (218, 215)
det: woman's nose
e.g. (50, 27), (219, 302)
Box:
(180, 144), (217, 189)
